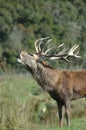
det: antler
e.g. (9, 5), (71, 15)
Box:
(34, 37), (81, 63)
(67, 44), (81, 58)
(35, 37), (52, 54)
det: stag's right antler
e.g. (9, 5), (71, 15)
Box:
(34, 37), (81, 63)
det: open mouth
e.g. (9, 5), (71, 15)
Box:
(17, 58), (24, 64)
(17, 51), (25, 64)
(17, 58), (22, 63)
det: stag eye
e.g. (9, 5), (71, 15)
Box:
(28, 53), (34, 56)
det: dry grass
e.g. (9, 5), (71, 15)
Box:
(0, 73), (86, 130)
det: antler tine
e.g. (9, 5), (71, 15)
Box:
(43, 42), (61, 55)
(63, 57), (74, 63)
(52, 43), (69, 57)
(42, 38), (52, 53)
(35, 37), (50, 53)
(60, 44), (81, 63)
(54, 43), (64, 54)
(46, 38), (52, 44)
(44, 43), (69, 59)
(57, 43), (64, 49)
(35, 38), (42, 53)
(44, 46), (56, 55)
(68, 44), (81, 58)
(69, 44), (78, 52)
(50, 48), (69, 60)
(55, 48), (69, 56)
(74, 51), (81, 58)
(44, 44), (68, 60)
(48, 44), (81, 62)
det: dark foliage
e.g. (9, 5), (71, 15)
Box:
(0, 0), (86, 71)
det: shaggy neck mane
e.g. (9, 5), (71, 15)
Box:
(31, 61), (58, 91)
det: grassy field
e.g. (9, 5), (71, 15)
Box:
(0, 73), (86, 130)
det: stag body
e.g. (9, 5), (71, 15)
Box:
(18, 37), (85, 127)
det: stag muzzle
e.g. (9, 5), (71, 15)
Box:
(17, 51), (27, 64)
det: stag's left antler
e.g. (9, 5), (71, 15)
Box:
(35, 37), (52, 54)
(34, 37), (81, 63)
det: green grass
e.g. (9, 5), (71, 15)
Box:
(0, 73), (86, 130)
(46, 118), (86, 130)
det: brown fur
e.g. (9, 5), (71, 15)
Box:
(37, 63), (86, 127)
(19, 51), (86, 127)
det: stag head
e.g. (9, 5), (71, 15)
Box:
(18, 37), (81, 69)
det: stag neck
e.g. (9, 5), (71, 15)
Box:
(32, 62), (61, 91)
(25, 61), (38, 76)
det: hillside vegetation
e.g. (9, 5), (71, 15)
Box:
(0, 0), (86, 71)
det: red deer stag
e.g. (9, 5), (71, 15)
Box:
(18, 37), (86, 127)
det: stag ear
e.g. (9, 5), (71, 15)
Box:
(36, 56), (49, 63)
(36, 57), (44, 63)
